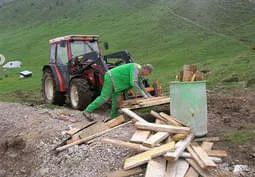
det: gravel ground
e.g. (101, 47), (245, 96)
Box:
(0, 88), (254, 177)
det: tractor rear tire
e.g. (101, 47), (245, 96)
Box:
(69, 78), (94, 110)
(42, 69), (65, 105)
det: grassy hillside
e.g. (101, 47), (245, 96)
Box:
(0, 0), (254, 102)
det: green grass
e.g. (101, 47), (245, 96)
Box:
(223, 124), (255, 143)
(0, 0), (254, 102)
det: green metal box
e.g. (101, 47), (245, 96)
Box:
(170, 81), (207, 136)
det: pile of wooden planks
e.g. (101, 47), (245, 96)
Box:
(104, 109), (229, 177)
(179, 64), (205, 82)
(120, 96), (170, 109)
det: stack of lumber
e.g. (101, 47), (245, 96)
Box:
(120, 96), (170, 109)
(103, 109), (229, 177)
(179, 64), (205, 82)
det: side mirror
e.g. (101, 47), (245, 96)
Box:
(104, 42), (109, 50)
(60, 40), (66, 48)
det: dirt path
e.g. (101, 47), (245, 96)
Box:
(0, 88), (254, 177)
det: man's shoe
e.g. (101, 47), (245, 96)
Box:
(83, 111), (94, 121)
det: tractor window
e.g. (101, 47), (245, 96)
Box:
(70, 41), (99, 58)
(50, 44), (56, 63)
(57, 42), (68, 65)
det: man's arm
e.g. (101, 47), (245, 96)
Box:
(132, 64), (151, 98)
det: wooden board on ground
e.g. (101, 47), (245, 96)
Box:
(145, 158), (166, 177)
(184, 167), (199, 177)
(159, 112), (187, 127)
(201, 142), (214, 151)
(121, 96), (170, 109)
(185, 159), (212, 177)
(130, 130), (151, 144)
(205, 150), (228, 157)
(107, 167), (143, 177)
(124, 141), (175, 170)
(164, 134), (194, 161)
(165, 159), (189, 177)
(194, 137), (220, 142)
(101, 138), (150, 151)
(105, 115), (125, 128)
(143, 131), (170, 148)
(135, 122), (190, 134)
(121, 108), (148, 123)
(192, 145), (217, 168)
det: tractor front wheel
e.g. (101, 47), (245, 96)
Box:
(42, 69), (65, 105)
(69, 78), (94, 110)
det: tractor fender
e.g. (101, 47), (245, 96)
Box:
(42, 65), (66, 92)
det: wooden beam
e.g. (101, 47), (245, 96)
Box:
(165, 159), (189, 177)
(130, 130), (151, 144)
(192, 145), (217, 168)
(139, 97), (170, 106)
(187, 146), (206, 169)
(150, 110), (169, 124)
(107, 167), (143, 177)
(101, 138), (150, 151)
(143, 132), (170, 148)
(124, 141), (175, 170)
(164, 133), (194, 161)
(185, 159), (212, 177)
(121, 108), (148, 123)
(173, 133), (187, 141)
(135, 122), (190, 134)
(145, 158), (166, 177)
(181, 152), (222, 163)
(201, 142), (214, 151)
(159, 112), (187, 126)
(205, 150), (228, 157)
(194, 137), (220, 142)
(56, 121), (132, 152)
(105, 115), (125, 128)
(185, 167), (199, 177)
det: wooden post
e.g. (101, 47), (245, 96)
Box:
(121, 108), (148, 123)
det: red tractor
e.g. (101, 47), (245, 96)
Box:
(42, 35), (160, 110)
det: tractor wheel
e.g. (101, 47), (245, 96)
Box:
(42, 69), (65, 105)
(69, 78), (94, 110)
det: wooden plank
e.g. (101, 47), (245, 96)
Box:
(143, 132), (170, 148)
(101, 138), (150, 151)
(135, 122), (190, 134)
(165, 159), (189, 177)
(187, 146), (206, 169)
(150, 110), (169, 124)
(181, 152), (222, 163)
(173, 134), (187, 141)
(201, 142), (214, 151)
(164, 134), (194, 161)
(159, 112), (187, 126)
(105, 115), (125, 128)
(194, 137), (220, 142)
(205, 150), (228, 157)
(107, 167), (143, 177)
(139, 97), (170, 106)
(56, 121), (132, 152)
(124, 141), (175, 170)
(130, 130), (151, 143)
(145, 158), (166, 177)
(192, 146), (217, 168)
(143, 117), (170, 148)
(184, 167), (199, 177)
(121, 108), (148, 123)
(185, 159), (212, 177)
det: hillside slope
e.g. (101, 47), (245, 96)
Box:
(0, 0), (254, 101)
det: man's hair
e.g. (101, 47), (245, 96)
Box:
(142, 64), (153, 73)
